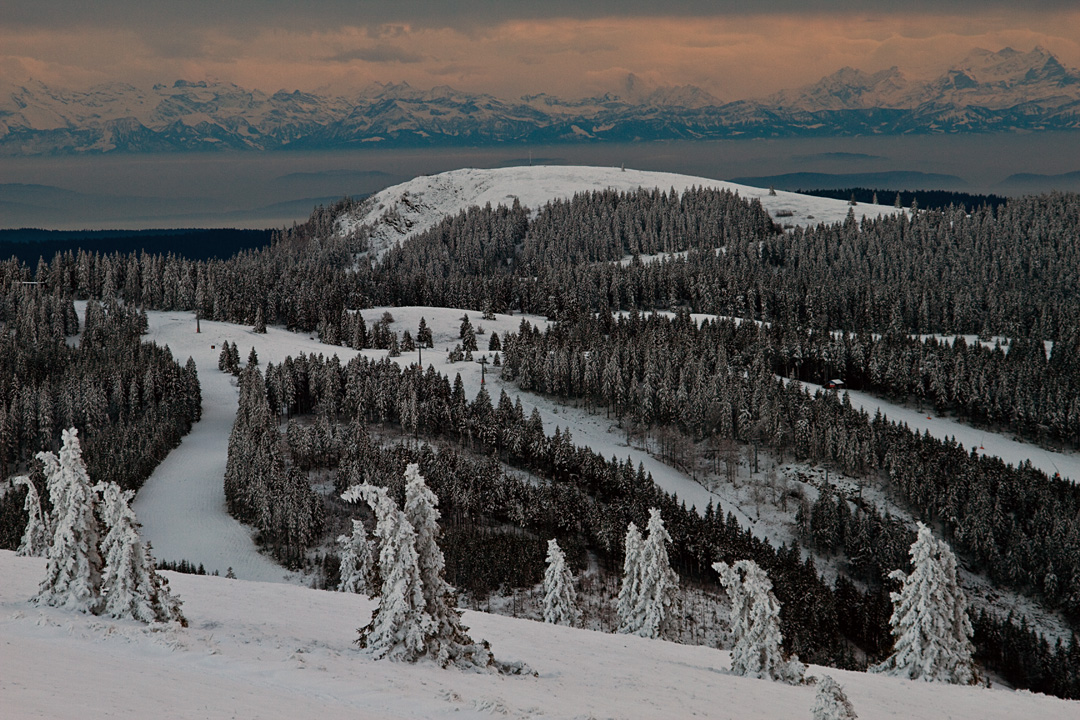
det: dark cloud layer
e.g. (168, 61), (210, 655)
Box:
(4, 0), (1076, 31)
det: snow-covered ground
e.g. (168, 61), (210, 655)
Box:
(3, 552), (1075, 720)
(337, 166), (901, 259)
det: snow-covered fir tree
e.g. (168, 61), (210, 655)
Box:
(616, 522), (644, 634)
(542, 538), (579, 627)
(97, 482), (185, 625)
(34, 428), (104, 614)
(618, 509), (679, 638)
(714, 558), (804, 684)
(337, 519), (374, 595)
(871, 522), (975, 684)
(342, 482), (433, 662)
(633, 508), (680, 639)
(811, 675), (858, 720)
(403, 462), (493, 669)
(14, 475), (49, 557)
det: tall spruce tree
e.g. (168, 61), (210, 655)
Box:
(633, 508), (680, 639)
(714, 558), (804, 684)
(34, 429), (104, 614)
(616, 522), (644, 634)
(342, 482), (433, 662)
(97, 482), (185, 625)
(403, 463), (493, 669)
(337, 518), (374, 595)
(14, 475), (49, 557)
(872, 523), (975, 684)
(543, 538), (580, 627)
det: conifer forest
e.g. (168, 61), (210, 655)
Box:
(3, 183), (1080, 700)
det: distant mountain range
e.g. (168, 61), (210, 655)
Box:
(2, 47), (1078, 156)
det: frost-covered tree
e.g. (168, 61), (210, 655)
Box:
(543, 538), (579, 627)
(618, 509), (679, 638)
(13, 475), (49, 557)
(811, 675), (857, 720)
(403, 463), (493, 669)
(337, 519), (374, 595)
(632, 508), (680, 639)
(34, 428), (104, 614)
(715, 558), (804, 684)
(97, 482), (185, 624)
(871, 523), (975, 684)
(616, 522), (644, 633)
(342, 483), (433, 662)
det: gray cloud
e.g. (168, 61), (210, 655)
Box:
(326, 45), (424, 64)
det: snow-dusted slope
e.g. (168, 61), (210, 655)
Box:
(3, 551), (1075, 720)
(338, 165), (901, 260)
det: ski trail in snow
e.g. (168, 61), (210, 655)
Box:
(798, 380), (1080, 485)
(131, 357), (290, 582)
(132, 311), (369, 583)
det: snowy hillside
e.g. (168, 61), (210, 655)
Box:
(3, 551), (1076, 720)
(337, 165), (901, 259)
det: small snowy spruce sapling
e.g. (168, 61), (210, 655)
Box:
(342, 482), (433, 662)
(34, 428), (104, 614)
(13, 475), (49, 557)
(337, 519), (374, 595)
(871, 522), (975, 684)
(714, 558), (804, 684)
(97, 482), (185, 625)
(616, 522), (644, 633)
(543, 538), (580, 627)
(811, 675), (858, 720)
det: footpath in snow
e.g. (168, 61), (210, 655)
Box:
(3, 551), (1076, 720)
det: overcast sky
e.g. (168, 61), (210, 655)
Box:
(3, 1), (1079, 99)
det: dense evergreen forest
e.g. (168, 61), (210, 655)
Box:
(0, 228), (273, 266)
(3, 186), (1080, 698)
(796, 188), (1010, 213)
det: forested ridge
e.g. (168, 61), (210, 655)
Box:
(0, 262), (202, 547)
(3, 185), (1080, 698)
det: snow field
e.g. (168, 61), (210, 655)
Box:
(3, 551), (1076, 720)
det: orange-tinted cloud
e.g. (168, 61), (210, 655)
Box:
(2, 11), (1079, 100)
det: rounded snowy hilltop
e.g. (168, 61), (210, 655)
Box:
(335, 165), (902, 260)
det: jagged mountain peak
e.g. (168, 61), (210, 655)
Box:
(950, 46), (1072, 85)
(765, 65), (908, 110)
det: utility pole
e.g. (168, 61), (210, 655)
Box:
(478, 355), (488, 385)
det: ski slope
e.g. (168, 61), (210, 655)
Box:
(3, 552), (1075, 720)
(338, 165), (901, 259)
